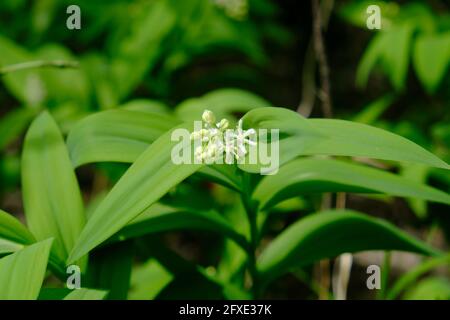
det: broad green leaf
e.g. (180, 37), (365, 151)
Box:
(110, 0), (176, 99)
(175, 88), (272, 122)
(67, 109), (180, 167)
(64, 288), (107, 300)
(0, 108), (36, 150)
(68, 123), (202, 263)
(22, 112), (85, 265)
(253, 158), (450, 211)
(413, 32), (450, 94)
(239, 108), (449, 173)
(38, 288), (71, 300)
(356, 24), (413, 91)
(108, 203), (249, 251)
(0, 209), (35, 254)
(121, 99), (171, 115)
(0, 239), (53, 300)
(257, 210), (439, 284)
(129, 259), (173, 300)
(403, 277), (450, 300)
(85, 241), (133, 300)
(66, 109), (240, 191)
(216, 199), (249, 286)
(381, 24), (413, 91)
(356, 32), (386, 89)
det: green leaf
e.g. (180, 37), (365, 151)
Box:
(108, 203), (249, 251)
(38, 288), (71, 300)
(413, 32), (450, 94)
(66, 108), (241, 191)
(0, 209), (35, 254)
(67, 109), (180, 168)
(175, 88), (272, 122)
(386, 253), (450, 300)
(128, 259), (173, 300)
(35, 44), (89, 105)
(352, 94), (396, 124)
(68, 123), (202, 263)
(22, 112), (85, 265)
(403, 277), (450, 300)
(0, 108), (36, 150)
(0, 35), (46, 105)
(253, 158), (450, 211)
(357, 25), (414, 91)
(0, 239), (53, 300)
(85, 241), (133, 300)
(239, 108), (449, 173)
(143, 238), (249, 300)
(64, 288), (107, 300)
(257, 210), (439, 284)
(121, 99), (171, 115)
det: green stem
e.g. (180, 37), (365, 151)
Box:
(241, 173), (260, 298)
(0, 60), (79, 75)
(377, 251), (391, 300)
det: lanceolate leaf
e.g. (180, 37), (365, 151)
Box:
(67, 109), (180, 167)
(63, 288), (107, 300)
(67, 110), (241, 190)
(108, 203), (249, 251)
(257, 210), (439, 284)
(413, 32), (450, 94)
(85, 241), (133, 300)
(253, 158), (450, 211)
(0, 209), (35, 254)
(239, 108), (449, 173)
(0, 108), (36, 150)
(68, 124), (202, 263)
(0, 239), (53, 300)
(22, 112), (85, 264)
(175, 88), (272, 123)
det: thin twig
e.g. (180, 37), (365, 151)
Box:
(0, 60), (79, 76)
(298, 0), (334, 116)
(332, 192), (353, 300)
(312, 0), (333, 118)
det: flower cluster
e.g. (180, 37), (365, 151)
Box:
(212, 0), (248, 21)
(190, 110), (256, 164)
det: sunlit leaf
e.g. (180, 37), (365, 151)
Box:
(22, 112), (85, 265)
(175, 88), (272, 122)
(0, 209), (35, 254)
(239, 108), (449, 174)
(68, 123), (202, 263)
(67, 109), (180, 167)
(0, 239), (53, 300)
(64, 288), (108, 300)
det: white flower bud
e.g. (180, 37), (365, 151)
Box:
(217, 118), (229, 130)
(202, 110), (216, 124)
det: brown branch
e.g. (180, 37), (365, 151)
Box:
(312, 0), (333, 118)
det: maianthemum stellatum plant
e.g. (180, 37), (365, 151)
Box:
(0, 90), (449, 300)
